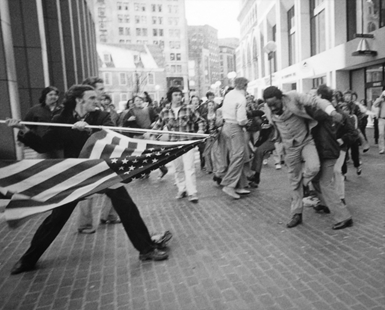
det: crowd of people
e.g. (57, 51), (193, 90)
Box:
(5, 75), (385, 275)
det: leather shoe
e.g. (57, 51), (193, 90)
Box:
(314, 204), (330, 214)
(175, 191), (187, 199)
(78, 228), (96, 234)
(152, 231), (172, 249)
(139, 249), (168, 261)
(11, 260), (35, 275)
(332, 218), (353, 230)
(222, 186), (240, 199)
(286, 214), (302, 228)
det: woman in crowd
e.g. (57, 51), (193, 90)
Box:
(22, 86), (63, 159)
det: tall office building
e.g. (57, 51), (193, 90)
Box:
(218, 38), (239, 87)
(94, 0), (189, 93)
(188, 25), (220, 98)
(0, 0), (98, 159)
(237, 0), (385, 103)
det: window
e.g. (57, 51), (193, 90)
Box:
(168, 5), (172, 13)
(159, 29), (163, 36)
(348, 0), (385, 41)
(366, 64), (384, 82)
(158, 4), (162, 12)
(174, 18), (179, 25)
(169, 29), (174, 37)
(103, 72), (112, 85)
(98, 7), (105, 16)
(120, 73), (127, 85)
(287, 6), (296, 65)
(119, 27), (124, 35)
(135, 16), (140, 24)
(174, 5), (178, 13)
(152, 17), (157, 24)
(175, 29), (180, 37)
(312, 76), (325, 88)
(99, 20), (105, 28)
(176, 53), (181, 61)
(124, 2), (129, 10)
(141, 16), (146, 24)
(120, 93), (128, 102)
(171, 65), (176, 73)
(126, 40), (131, 43)
(176, 65), (182, 73)
(103, 53), (111, 63)
(175, 41), (180, 49)
(152, 4), (156, 12)
(117, 2), (122, 10)
(170, 53), (175, 60)
(118, 15), (123, 23)
(125, 27), (130, 35)
(119, 39), (124, 43)
(168, 18), (173, 25)
(153, 40), (158, 44)
(134, 3), (139, 11)
(148, 73), (155, 85)
(158, 17), (163, 24)
(137, 40), (142, 44)
(310, 0), (326, 56)
(136, 28), (141, 36)
(141, 4), (146, 11)
(142, 28), (147, 36)
(100, 34), (107, 42)
(124, 15), (129, 23)
(153, 29), (158, 36)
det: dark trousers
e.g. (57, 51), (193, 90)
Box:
(374, 118), (379, 143)
(342, 141), (360, 174)
(20, 186), (154, 266)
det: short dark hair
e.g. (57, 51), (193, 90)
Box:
(82, 77), (104, 88)
(166, 86), (182, 102)
(62, 85), (94, 112)
(39, 86), (59, 105)
(206, 91), (215, 98)
(101, 93), (112, 102)
(317, 84), (333, 102)
(263, 86), (283, 101)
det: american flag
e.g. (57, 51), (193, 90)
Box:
(0, 129), (203, 227)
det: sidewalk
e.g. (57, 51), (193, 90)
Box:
(0, 129), (384, 310)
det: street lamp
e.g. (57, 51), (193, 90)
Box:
(227, 71), (237, 87)
(264, 41), (277, 86)
(155, 84), (160, 101)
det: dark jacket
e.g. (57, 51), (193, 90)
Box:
(18, 109), (113, 158)
(305, 106), (356, 160)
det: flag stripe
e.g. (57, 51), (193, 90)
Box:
(0, 160), (45, 180)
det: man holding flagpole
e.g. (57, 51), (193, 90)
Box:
(6, 84), (171, 275)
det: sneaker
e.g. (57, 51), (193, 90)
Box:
(175, 191), (187, 199)
(313, 204), (330, 214)
(356, 165), (362, 175)
(275, 163), (282, 170)
(235, 188), (251, 195)
(78, 228), (96, 234)
(380, 149), (385, 154)
(222, 186), (240, 199)
(188, 194), (199, 203)
(152, 231), (173, 249)
(139, 249), (168, 261)
(213, 175), (222, 186)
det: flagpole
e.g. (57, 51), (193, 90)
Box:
(0, 120), (209, 138)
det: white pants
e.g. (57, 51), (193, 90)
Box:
(173, 148), (197, 195)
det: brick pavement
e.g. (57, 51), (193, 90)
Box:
(0, 129), (384, 310)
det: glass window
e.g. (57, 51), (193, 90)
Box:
(135, 16), (140, 24)
(171, 65), (176, 73)
(158, 5), (162, 12)
(288, 6), (296, 65)
(310, 0), (326, 55)
(124, 2), (129, 10)
(103, 72), (112, 85)
(159, 29), (163, 36)
(141, 16), (146, 24)
(148, 73), (155, 84)
(170, 53), (175, 60)
(125, 27), (130, 35)
(176, 53), (181, 61)
(366, 65), (384, 82)
(152, 4), (156, 12)
(168, 5), (172, 13)
(141, 4), (146, 11)
(120, 73), (127, 85)
(134, 3), (139, 11)
(117, 2), (122, 10)
(98, 7), (105, 16)
(177, 65), (182, 73)
(153, 29), (158, 36)
(118, 15), (123, 23)
(159, 17), (163, 24)
(136, 28), (141, 36)
(121, 93), (128, 102)
(124, 15), (129, 23)
(126, 40), (131, 43)
(119, 27), (124, 35)
(152, 17), (157, 24)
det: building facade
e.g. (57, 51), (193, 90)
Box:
(219, 38), (239, 87)
(0, 0), (98, 159)
(94, 0), (189, 94)
(97, 43), (167, 110)
(188, 25), (220, 98)
(237, 0), (385, 106)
